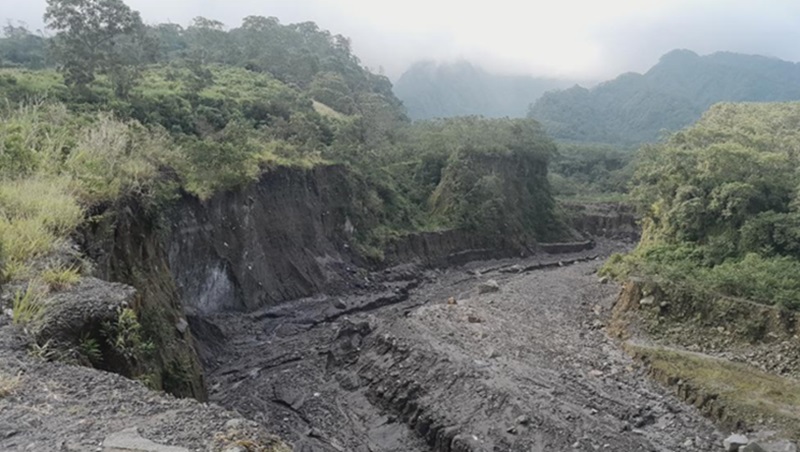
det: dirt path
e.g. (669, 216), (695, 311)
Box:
(203, 241), (723, 451)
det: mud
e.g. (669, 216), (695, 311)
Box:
(200, 240), (723, 452)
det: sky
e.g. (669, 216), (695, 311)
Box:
(3, 0), (800, 81)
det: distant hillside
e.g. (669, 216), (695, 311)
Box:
(529, 50), (800, 146)
(394, 61), (572, 120)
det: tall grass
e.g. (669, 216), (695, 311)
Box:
(0, 177), (83, 280)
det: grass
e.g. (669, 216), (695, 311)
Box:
(312, 100), (347, 120)
(11, 284), (44, 325)
(0, 177), (84, 281)
(627, 343), (800, 438)
(41, 265), (81, 292)
(0, 372), (20, 398)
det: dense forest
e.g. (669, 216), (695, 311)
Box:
(605, 102), (800, 309)
(394, 60), (572, 120)
(529, 49), (800, 146)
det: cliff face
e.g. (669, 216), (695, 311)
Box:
(83, 201), (208, 400)
(167, 165), (360, 315)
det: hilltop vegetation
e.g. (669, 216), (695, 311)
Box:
(0, 0), (563, 290)
(394, 60), (572, 120)
(606, 102), (800, 309)
(529, 50), (800, 146)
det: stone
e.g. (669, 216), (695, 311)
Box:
(224, 419), (245, 430)
(478, 280), (500, 294)
(759, 441), (798, 452)
(103, 427), (189, 452)
(740, 443), (767, 452)
(588, 369), (604, 377)
(175, 318), (189, 334)
(467, 314), (483, 324)
(515, 415), (531, 426)
(332, 299), (347, 310)
(723, 434), (749, 452)
(598, 276), (610, 284)
(222, 447), (246, 452)
(639, 296), (655, 306)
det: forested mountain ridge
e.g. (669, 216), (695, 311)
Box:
(394, 60), (573, 119)
(529, 49), (800, 145)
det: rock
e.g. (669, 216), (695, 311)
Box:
(467, 314), (483, 324)
(639, 296), (655, 306)
(34, 277), (136, 347)
(724, 434), (749, 452)
(224, 418), (245, 430)
(332, 299), (347, 310)
(740, 443), (768, 452)
(103, 427), (189, 452)
(447, 297), (457, 305)
(478, 280), (500, 294)
(175, 318), (189, 334)
(598, 276), (610, 284)
(515, 415), (531, 426)
(588, 369), (604, 377)
(222, 447), (246, 452)
(760, 440), (798, 452)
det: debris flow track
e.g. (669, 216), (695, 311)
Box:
(202, 241), (722, 452)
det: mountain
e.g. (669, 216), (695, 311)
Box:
(394, 60), (573, 120)
(528, 49), (800, 146)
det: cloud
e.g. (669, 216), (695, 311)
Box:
(2, 0), (799, 80)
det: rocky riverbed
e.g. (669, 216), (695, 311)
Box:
(199, 240), (726, 451)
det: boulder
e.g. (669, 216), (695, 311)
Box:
(741, 443), (768, 452)
(639, 296), (655, 307)
(478, 280), (500, 294)
(760, 440), (798, 452)
(103, 427), (189, 452)
(34, 277), (136, 347)
(724, 434), (749, 452)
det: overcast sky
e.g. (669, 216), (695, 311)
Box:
(3, 0), (800, 81)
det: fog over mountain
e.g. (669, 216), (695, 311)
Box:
(3, 0), (800, 81)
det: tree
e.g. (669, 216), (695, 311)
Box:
(0, 23), (49, 69)
(44, 0), (148, 95)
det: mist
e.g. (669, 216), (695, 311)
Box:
(2, 0), (800, 81)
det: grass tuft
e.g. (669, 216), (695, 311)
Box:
(41, 265), (81, 292)
(11, 284), (45, 325)
(0, 373), (20, 398)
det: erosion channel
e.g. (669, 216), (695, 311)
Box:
(196, 240), (722, 452)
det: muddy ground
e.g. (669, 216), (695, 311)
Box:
(202, 240), (724, 452)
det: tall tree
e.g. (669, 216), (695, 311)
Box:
(44, 0), (148, 95)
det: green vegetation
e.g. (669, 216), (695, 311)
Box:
(606, 102), (800, 310)
(530, 50), (800, 146)
(41, 265), (81, 292)
(102, 307), (155, 364)
(394, 60), (572, 120)
(628, 344), (800, 438)
(11, 284), (44, 325)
